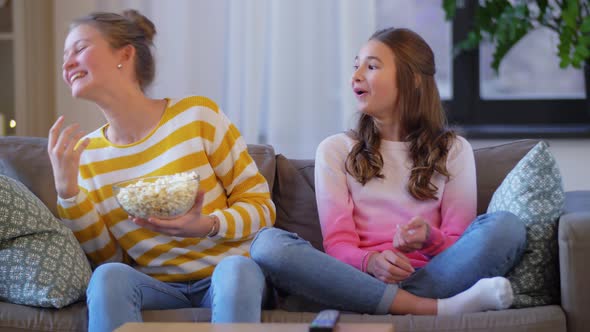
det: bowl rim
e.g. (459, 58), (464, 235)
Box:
(112, 174), (201, 190)
(112, 173), (200, 219)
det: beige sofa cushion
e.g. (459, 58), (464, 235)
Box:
(273, 156), (323, 251)
(246, 144), (276, 193)
(0, 137), (57, 216)
(474, 139), (540, 214)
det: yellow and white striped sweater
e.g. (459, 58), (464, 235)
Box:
(57, 96), (276, 282)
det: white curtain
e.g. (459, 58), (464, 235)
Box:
(224, 0), (375, 158)
(54, 0), (376, 159)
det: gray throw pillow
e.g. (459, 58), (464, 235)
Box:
(487, 141), (564, 308)
(0, 175), (92, 308)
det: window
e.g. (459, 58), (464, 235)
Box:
(377, 0), (590, 138)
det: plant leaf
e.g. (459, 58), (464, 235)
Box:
(455, 31), (483, 55)
(487, 3), (532, 72)
(574, 43), (590, 60)
(572, 54), (582, 68)
(442, 0), (588, 71)
(558, 26), (574, 67)
(563, 0), (579, 29)
(491, 27), (529, 72)
(442, 0), (457, 20)
(560, 57), (570, 68)
(581, 15), (590, 33)
(537, 0), (549, 20)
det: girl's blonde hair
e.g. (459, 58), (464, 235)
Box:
(71, 9), (156, 91)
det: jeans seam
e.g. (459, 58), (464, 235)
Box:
(266, 271), (327, 308)
(209, 282), (217, 322)
(137, 283), (192, 307)
(267, 270), (379, 313)
(132, 282), (141, 321)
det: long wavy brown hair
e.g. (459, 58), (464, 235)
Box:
(345, 28), (455, 201)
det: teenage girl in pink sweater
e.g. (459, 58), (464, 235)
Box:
(251, 27), (526, 315)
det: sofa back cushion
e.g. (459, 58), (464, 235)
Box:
(273, 139), (541, 252)
(273, 155), (323, 251)
(246, 144), (276, 193)
(474, 139), (541, 214)
(0, 137), (58, 217)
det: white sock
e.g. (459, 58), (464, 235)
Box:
(437, 277), (513, 315)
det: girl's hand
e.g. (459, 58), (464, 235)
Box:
(132, 191), (217, 238)
(366, 250), (415, 283)
(47, 116), (90, 199)
(393, 216), (431, 253)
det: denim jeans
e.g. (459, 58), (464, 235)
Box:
(250, 211), (526, 314)
(250, 229), (399, 314)
(400, 211), (527, 298)
(86, 255), (268, 332)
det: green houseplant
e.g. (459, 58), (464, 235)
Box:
(443, 0), (590, 110)
(442, 0), (590, 71)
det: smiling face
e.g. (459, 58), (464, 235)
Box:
(351, 39), (398, 122)
(62, 24), (123, 100)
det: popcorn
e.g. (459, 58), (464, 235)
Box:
(114, 171), (200, 219)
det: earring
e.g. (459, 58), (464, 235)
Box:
(117, 64), (123, 69)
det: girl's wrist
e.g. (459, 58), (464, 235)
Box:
(58, 189), (80, 202)
(365, 252), (377, 275)
(206, 215), (219, 237)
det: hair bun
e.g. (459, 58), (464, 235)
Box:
(122, 9), (156, 42)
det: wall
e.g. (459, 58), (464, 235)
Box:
(53, 0), (105, 133)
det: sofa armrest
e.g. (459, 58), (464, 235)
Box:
(558, 190), (590, 332)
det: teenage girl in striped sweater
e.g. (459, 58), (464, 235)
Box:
(49, 10), (274, 332)
(251, 28), (527, 316)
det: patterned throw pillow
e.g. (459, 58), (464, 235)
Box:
(487, 141), (564, 308)
(0, 175), (92, 308)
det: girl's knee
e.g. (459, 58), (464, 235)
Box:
(250, 227), (289, 262)
(215, 256), (262, 278)
(212, 256), (265, 294)
(90, 263), (133, 286)
(481, 211), (527, 250)
(87, 262), (134, 299)
(250, 227), (307, 266)
(493, 211), (526, 239)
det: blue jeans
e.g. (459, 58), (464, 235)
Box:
(250, 211), (526, 314)
(400, 211), (527, 298)
(86, 255), (269, 332)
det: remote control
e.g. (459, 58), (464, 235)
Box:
(309, 309), (340, 332)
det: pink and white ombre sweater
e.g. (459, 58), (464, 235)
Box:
(315, 133), (476, 272)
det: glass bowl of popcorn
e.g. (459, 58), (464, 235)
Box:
(113, 171), (200, 220)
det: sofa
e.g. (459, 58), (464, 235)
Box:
(0, 136), (589, 332)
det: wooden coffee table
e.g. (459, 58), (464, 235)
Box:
(116, 322), (394, 332)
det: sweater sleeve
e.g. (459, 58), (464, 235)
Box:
(57, 188), (123, 265)
(315, 136), (372, 271)
(419, 136), (477, 257)
(205, 109), (276, 242)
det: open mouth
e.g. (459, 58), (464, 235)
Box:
(70, 72), (87, 84)
(354, 88), (368, 97)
